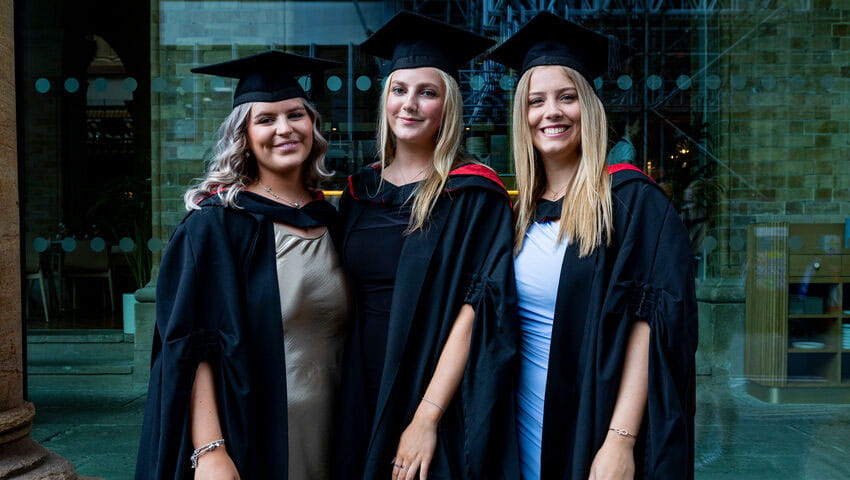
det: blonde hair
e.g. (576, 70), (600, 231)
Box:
(376, 68), (466, 233)
(184, 99), (331, 210)
(512, 65), (613, 257)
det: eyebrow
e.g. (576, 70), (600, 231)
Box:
(528, 87), (578, 97)
(252, 106), (306, 118)
(392, 80), (442, 91)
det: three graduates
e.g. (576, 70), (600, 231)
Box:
(137, 10), (696, 480)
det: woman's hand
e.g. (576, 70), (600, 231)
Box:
(194, 448), (240, 480)
(391, 403), (440, 480)
(588, 430), (636, 480)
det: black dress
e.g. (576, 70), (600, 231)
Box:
(343, 180), (414, 421)
(335, 164), (520, 480)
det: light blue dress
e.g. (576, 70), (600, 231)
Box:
(514, 220), (569, 480)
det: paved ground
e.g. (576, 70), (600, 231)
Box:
(26, 332), (850, 479)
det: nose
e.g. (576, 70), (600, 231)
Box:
(543, 101), (563, 120)
(275, 117), (293, 135)
(401, 93), (417, 113)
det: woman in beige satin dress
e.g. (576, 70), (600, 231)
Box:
(136, 51), (349, 480)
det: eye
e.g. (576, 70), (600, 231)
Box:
(420, 89), (437, 98)
(256, 116), (274, 124)
(391, 86), (405, 95)
(528, 97), (543, 106)
(288, 111), (305, 120)
(560, 94), (576, 102)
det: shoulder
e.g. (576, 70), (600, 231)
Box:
(445, 163), (510, 202)
(608, 165), (670, 217)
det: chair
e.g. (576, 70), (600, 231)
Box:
(24, 236), (49, 322)
(63, 243), (114, 311)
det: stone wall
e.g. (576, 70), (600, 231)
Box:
(712, 1), (850, 278)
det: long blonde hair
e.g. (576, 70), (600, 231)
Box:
(184, 99), (331, 210)
(376, 68), (465, 232)
(512, 66), (613, 257)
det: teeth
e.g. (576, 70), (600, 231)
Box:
(544, 127), (567, 135)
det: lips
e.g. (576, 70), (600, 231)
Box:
(274, 141), (299, 151)
(399, 116), (423, 125)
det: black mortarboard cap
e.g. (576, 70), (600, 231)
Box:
(360, 11), (495, 79)
(489, 12), (620, 83)
(191, 50), (339, 108)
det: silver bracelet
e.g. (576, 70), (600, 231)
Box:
(190, 438), (225, 469)
(421, 396), (445, 413)
(608, 427), (636, 438)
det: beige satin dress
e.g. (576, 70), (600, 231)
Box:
(273, 223), (349, 480)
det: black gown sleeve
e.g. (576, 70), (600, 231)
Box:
(456, 190), (520, 479)
(136, 208), (244, 479)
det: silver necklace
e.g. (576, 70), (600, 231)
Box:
(261, 184), (306, 208)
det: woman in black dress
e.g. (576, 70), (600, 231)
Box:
(335, 11), (519, 480)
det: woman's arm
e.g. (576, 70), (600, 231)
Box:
(392, 304), (475, 480)
(588, 320), (650, 480)
(191, 361), (240, 479)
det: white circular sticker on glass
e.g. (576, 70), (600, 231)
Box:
(326, 76), (343, 92)
(179, 77), (193, 92)
(729, 236), (745, 251)
(820, 74), (836, 90)
(64, 78), (80, 93)
(33, 237), (49, 253)
(119, 237), (135, 252)
(594, 77), (603, 90)
(499, 75), (515, 91)
(123, 77), (138, 93)
(147, 238), (164, 253)
(61, 237), (77, 252)
(676, 75), (692, 90)
(646, 75), (662, 91)
(469, 75), (485, 91)
(760, 75), (777, 91)
(730, 75), (747, 90)
(298, 76), (311, 92)
(151, 77), (167, 92)
(789, 74), (806, 89)
(93, 77), (108, 92)
(705, 75), (721, 90)
(35, 78), (51, 93)
(355, 76), (372, 91)
(90, 237), (106, 252)
(616, 75), (632, 90)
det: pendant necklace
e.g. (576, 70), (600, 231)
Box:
(261, 183), (306, 208)
(545, 183), (569, 201)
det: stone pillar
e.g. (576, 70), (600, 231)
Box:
(0, 0), (78, 477)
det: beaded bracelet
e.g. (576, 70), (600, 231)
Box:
(190, 438), (225, 469)
(608, 427), (637, 438)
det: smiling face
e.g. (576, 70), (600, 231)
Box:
(246, 98), (314, 182)
(526, 65), (583, 165)
(384, 67), (445, 148)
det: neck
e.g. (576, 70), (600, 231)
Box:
(540, 152), (580, 199)
(251, 171), (310, 205)
(394, 140), (436, 168)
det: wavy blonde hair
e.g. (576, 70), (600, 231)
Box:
(376, 68), (466, 233)
(512, 66), (613, 257)
(184, 99), (331, 210)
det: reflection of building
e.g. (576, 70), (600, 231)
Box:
(6, 0), (850, 477)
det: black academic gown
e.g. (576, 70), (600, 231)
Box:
(537, 165), (698, 479)
(136, 191), (336, 480)
(335, 164), (520, 480)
